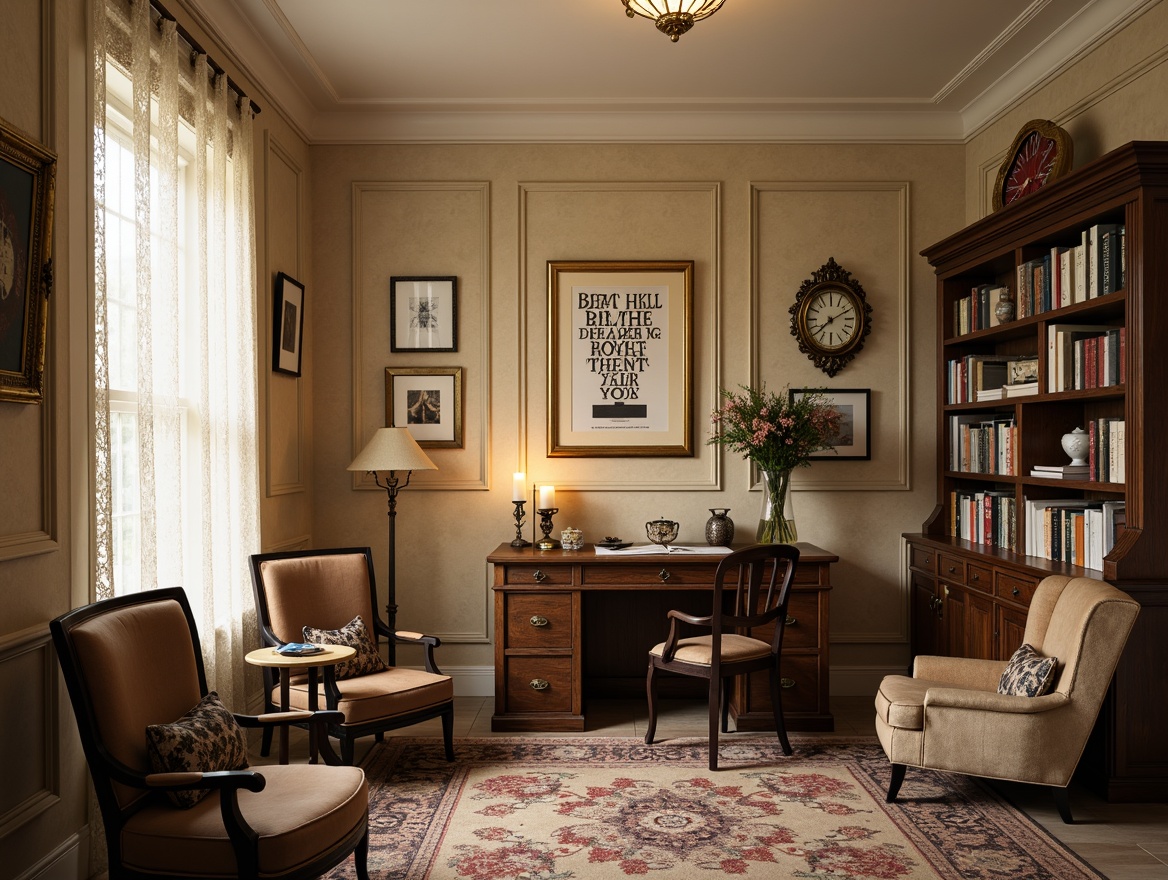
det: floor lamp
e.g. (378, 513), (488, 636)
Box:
(347, 427), (437, 665)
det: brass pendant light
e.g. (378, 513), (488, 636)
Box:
(622, 0), (727, 42)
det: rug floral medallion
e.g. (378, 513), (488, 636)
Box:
(331, 737), (1100, 880)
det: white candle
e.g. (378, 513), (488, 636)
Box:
(512, 472), (526, 502)
(538, 485), (556, 510)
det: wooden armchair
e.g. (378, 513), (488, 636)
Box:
(645, 543), (800, 770)
(50, 587), (369, 880)
(250, 547), (454, 765)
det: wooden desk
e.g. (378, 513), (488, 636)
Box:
(488, 542), (836, 733)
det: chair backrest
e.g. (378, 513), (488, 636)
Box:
(711, 543), (800, 651)
(250, 547), (380, 648)
(50, 588), (207, 814)
(1023, 575), (1140, 705)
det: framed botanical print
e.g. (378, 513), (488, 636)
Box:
(385, 366), (463, 448)
(547, 260), (693, 457)
(790, 387), (871, 460)
(0, 116), (56, 403)
(390, 276), (457, 352)
(272, 272), (305, 376)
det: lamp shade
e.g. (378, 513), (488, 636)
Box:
(347, 427), (438, 473)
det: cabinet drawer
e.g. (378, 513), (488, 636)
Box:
(995, 571), (1039, 606)
(938, 553), (966, 582)
(581, 564), (710, 586)
(966, 563), (993, 594)
(505, 593), (574, 649)
(910, 545), (936, 573)
(746, 654), (821, 714)
(504, 657), (573, 713)
(502, 565), (573, 586)
(779, 592), (820, 649)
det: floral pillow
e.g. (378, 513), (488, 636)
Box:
(302, 615), (387, 680)
(145, 691), (248, 808)
(997, 643), (1059, 697)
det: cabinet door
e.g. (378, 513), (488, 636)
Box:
(944, 583), (966, 657)
(966, 590), (995, 660)
(996, 603), (1028, 660)
(911, 572), (941, 657)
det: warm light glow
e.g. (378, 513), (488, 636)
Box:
(538, 485), (556, 510)
(622, 0), (726, 41)
(512, 472), (526, 502)
(346, 427), (437, 473)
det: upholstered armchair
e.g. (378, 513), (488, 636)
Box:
(50, 587), (369, 880)
(875, 575), (1139, 822)
(250, 547), (455, 765)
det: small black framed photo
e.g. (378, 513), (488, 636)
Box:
(385, 366), (463, 448)
(390, 276), (457, 352)
(273, 272), (305, 376)
(790, 387), (872, 460)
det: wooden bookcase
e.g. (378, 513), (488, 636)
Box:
(906, 141), (1168, 802)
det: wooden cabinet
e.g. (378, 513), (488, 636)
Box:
(488, 542), (836, 733)
(907, 141), (1168, 801)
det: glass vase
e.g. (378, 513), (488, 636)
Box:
(757, 468), (798, 543)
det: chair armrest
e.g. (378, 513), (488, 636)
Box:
(248, 710), (313, 724)
(393, 630), (443, 674)
(148, 769), (266, 871)
(144, 769), (266, 794)
(925, 687), (1069, 714)
(913, 655), (1006, 691)
(666, 610), (712, 627)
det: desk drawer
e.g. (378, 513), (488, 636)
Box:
(581, 563), (711, 587)
(744, 654), (821, 715)
(781, 592), (821, 649)
(502, 565), (574, 586)
(504, 593), (574, 649)
(938, 553), (966, 583)
(504, 657), (573, 713)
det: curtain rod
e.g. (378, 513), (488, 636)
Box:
(149, 0), (262, 117)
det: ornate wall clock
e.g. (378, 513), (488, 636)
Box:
(992, 119), (1073, 211)
(789, 257), (872, 378)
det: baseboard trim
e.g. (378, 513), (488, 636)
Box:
(443, 665), (494, 697)
(830, 665), (902, 697)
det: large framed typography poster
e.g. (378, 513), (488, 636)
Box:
(547, 260), (693, 457)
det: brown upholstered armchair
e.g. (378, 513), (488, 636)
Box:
(875, 575), (1139, 822)
(250, 547), (454, 765)
(50, 587), (369, 880)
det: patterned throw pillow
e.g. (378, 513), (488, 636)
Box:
(302, 615), (388, 680)
(145, 691), (248, 808)
(997, 643), (1059, 697)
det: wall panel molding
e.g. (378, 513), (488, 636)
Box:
(263, 133), (307, 497)
(351, 181), (491, 492)
(749, 181), (911, 492)
(0, 626), (58, 838)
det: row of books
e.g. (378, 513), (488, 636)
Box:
(1091, 418), (1125, 483)
(953, 284), (1009, 336)
(1045, 323), (1125, 393)
(946, 354), (1037, 404)
(1014, 223), (1125, 319)
(949, 489), (1016, 551)
(1022, 498), (1125, 570)
(949, 414), (1016, 475)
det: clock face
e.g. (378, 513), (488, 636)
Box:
(804, 287), (859, 351)
(1003, 131), (1059, 205)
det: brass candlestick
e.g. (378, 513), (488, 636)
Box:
(536, 508), (561, 550)
(510, 501), (531, 548)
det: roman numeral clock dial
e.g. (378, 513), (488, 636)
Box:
(789, 257), (872, 377)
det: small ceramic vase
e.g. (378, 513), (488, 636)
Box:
(705, 509), (734, 546)
(994, 288), (1015, 323)
(1061, 427), (1090, 466)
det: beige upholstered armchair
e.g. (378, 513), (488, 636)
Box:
(250, 547), (454, 765)
(875, 575), (1139, 822)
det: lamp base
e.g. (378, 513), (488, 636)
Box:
(536, 537), (562, 551)
(536, 507), (560, 550)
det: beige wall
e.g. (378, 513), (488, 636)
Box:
(310, 142), (960, 683)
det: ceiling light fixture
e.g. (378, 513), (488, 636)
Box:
(622, 0), (726, 42)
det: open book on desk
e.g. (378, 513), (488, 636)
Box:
(593, 543), (734, 556)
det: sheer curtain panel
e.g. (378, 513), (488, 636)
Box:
(93, 0), (260, 709)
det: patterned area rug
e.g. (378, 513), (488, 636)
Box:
(328, 737), (1100, 880)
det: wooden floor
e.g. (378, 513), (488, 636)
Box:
(257, 695), (1168, 880)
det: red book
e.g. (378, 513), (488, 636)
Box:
(1089, 420), (1097, 482)
(1085, 336), (1097, 388)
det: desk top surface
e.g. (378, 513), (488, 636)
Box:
(487, 541), (837, 564)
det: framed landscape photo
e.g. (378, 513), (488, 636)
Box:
(547, 260), (693, 457)
(385, 366), (463, 448)
(791, 387), (871, 460)
(0, 116), (56, 403)
(272, 272), (304, 376)
(390, 276), (457, 352)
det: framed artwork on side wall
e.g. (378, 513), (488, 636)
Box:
(273, 272), (304, 376)
(0, 116), (56, 403)
(385, 366), (463, 448)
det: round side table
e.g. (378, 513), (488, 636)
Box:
(244, 644), (355, 764)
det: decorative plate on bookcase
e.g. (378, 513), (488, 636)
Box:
(992, 119), (1073, 211)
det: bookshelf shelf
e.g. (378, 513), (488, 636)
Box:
(907, 141), (1168, 802)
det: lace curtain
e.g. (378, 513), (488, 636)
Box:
(92, 0), (259, 710)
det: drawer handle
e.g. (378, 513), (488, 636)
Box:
(971, 572), (980, 582)
(529, 615), (549, 627)
(658, 568), (671, 582)
(529, 678), (550, 691)
(780, 678), (796, 689)
(947, 565), (957, 574)
(532, 570), (547, 582)
(925, 556), (932, 565)
(1012, 587), (1020, 597)
(784, 615), (797, 627)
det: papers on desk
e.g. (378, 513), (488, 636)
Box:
(593, 543), (734, 556)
